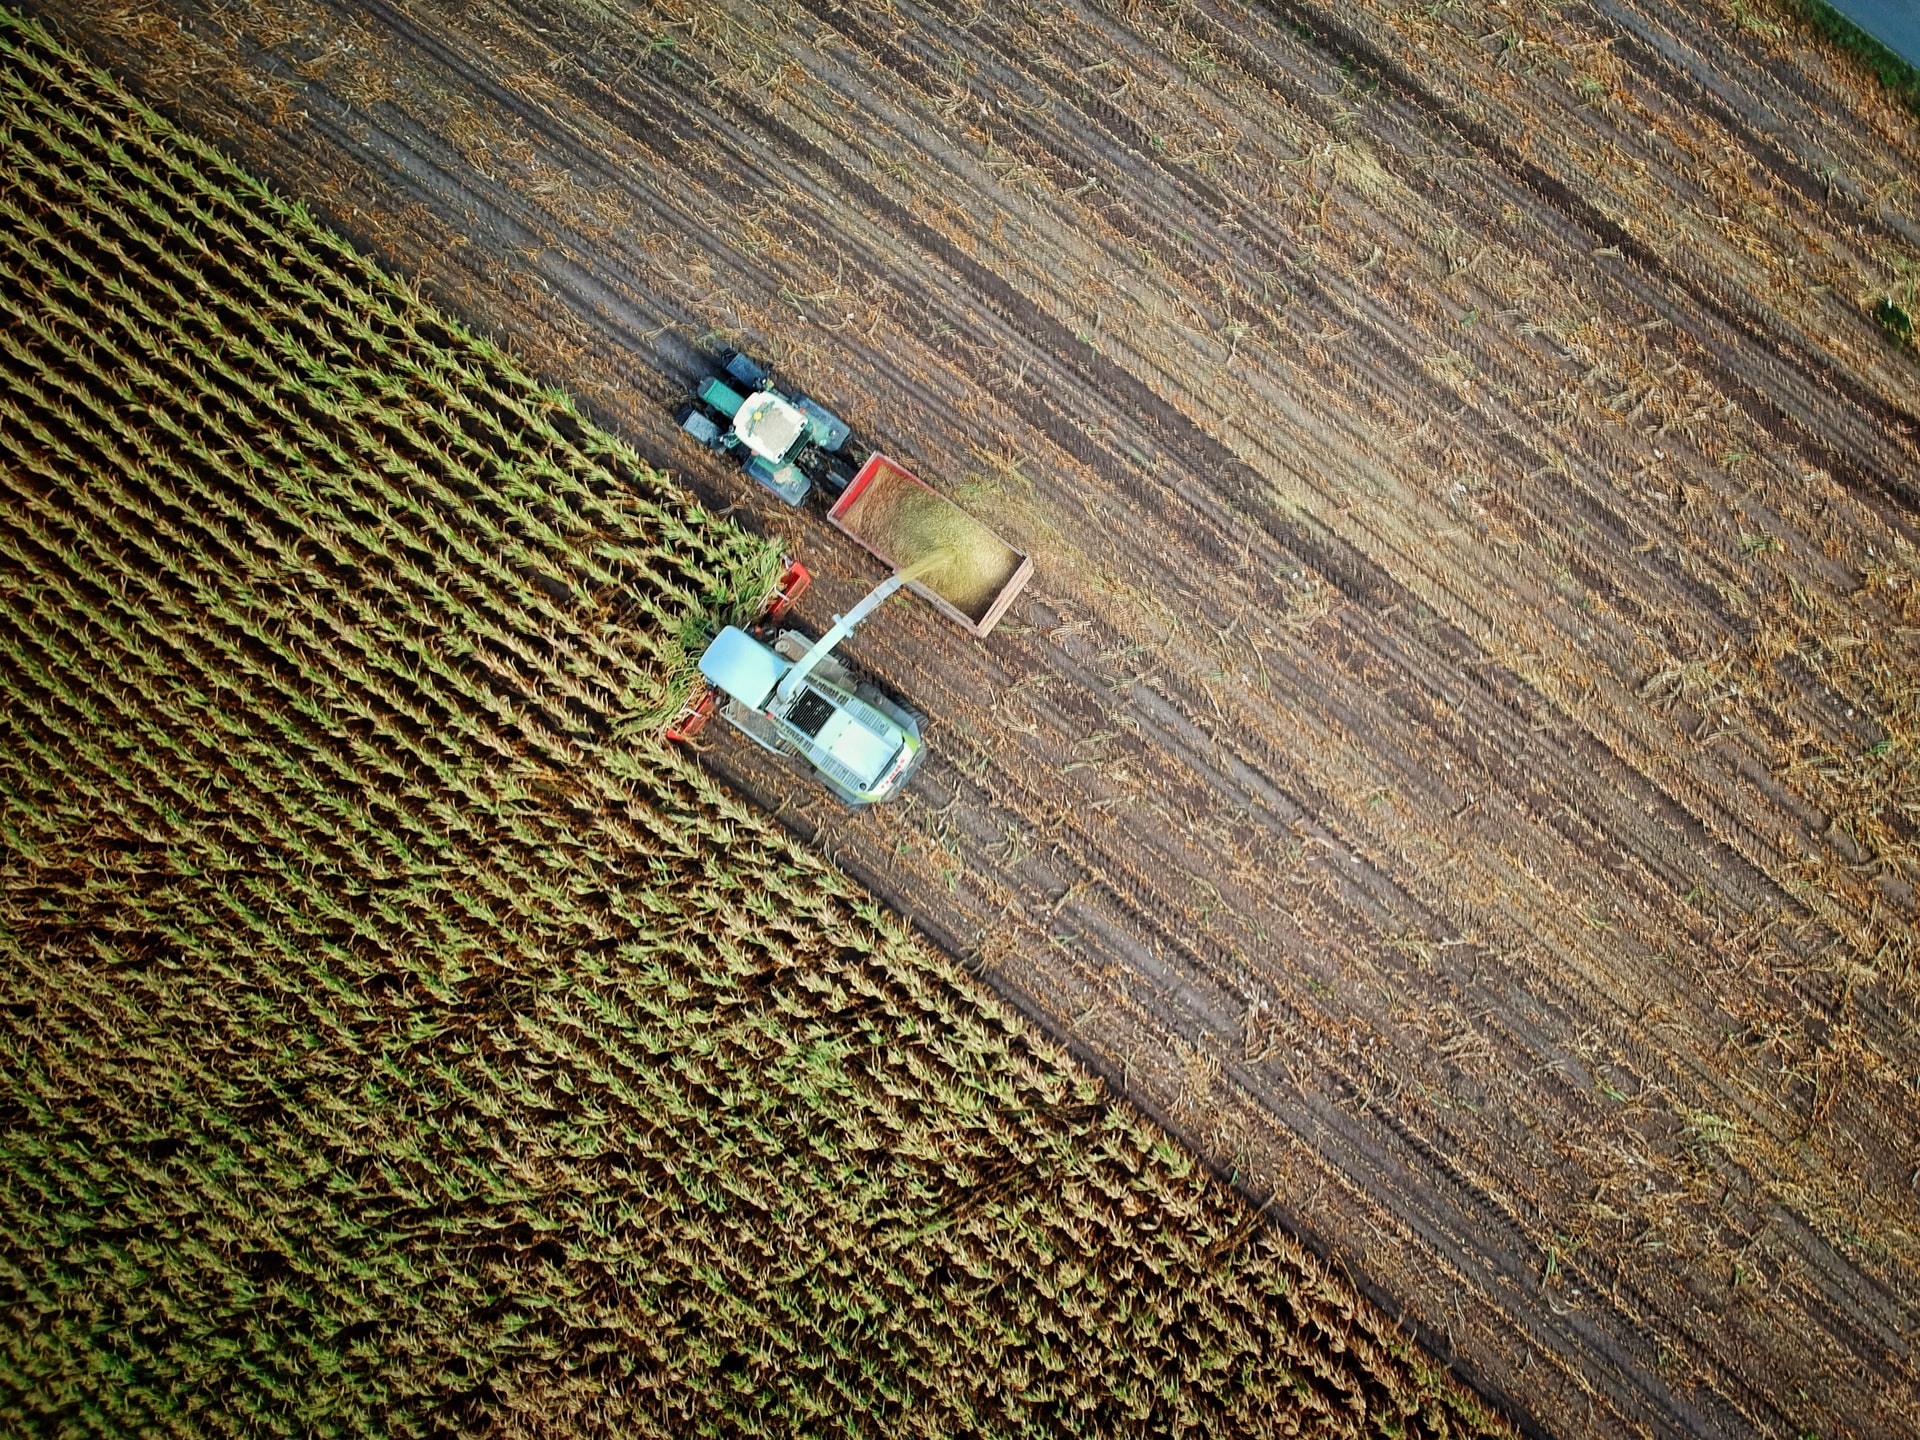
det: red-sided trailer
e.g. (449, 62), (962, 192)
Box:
(827, 454), (1033, 638)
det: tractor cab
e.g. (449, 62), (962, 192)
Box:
(731, 391), (808, 462)
(676, 350), (859, 506)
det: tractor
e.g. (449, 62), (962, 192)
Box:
(674, 349), (862, 506)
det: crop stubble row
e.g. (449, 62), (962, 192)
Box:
(28, 0), (1920, 1436)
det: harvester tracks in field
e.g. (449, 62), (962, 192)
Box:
(1246, 0), (1920, 522)
(36, 0), (1920, 1435)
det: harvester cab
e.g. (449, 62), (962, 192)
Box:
(680, 566), (927, 808)
(676, 350), (859, 506)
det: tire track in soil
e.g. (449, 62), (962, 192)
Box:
(873, 0), (1823, 681)
(1252, 0), (1920, 522)
(1584, 0), (1920, 252)
(39, 0), (1920, 1436)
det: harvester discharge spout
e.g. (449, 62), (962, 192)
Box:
(771, 555), (941, 711)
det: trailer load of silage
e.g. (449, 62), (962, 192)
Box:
(836, 472), (1021, 619)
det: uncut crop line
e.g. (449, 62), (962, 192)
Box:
(0, 117), (765, 643)
(0, 192), (652, 678)
(0, 44), (433, 360)
(0, 638), (221, 849)
(0, 579), (856, 1044)
(495, 963), (1313, 1405)
(0, 545), (442, 879)
(0, 1135), (467, 1426)
(0, 272), (725, 744)
(0, 368), (585, 826)
(0, 311), (503, 725)
(0, 37), (520, 409)
(0, 470), (339, 782)
(0, 576), (524, 932)
(0, 72), (770, 604)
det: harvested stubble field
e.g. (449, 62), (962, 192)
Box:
(12, 0), (1920, 1435)
(0, 18), (1508, 1436)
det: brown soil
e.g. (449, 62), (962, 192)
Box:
(35, 0), (1919, 1434)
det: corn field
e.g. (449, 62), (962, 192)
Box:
(0, 12), (1508, 1436)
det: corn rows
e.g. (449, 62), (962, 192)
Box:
(0, 11), (1505, 1439)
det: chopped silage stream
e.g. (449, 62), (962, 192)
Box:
(837, 473), (1022, 620)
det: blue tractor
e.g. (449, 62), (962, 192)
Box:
(675, 349), (863, 506)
